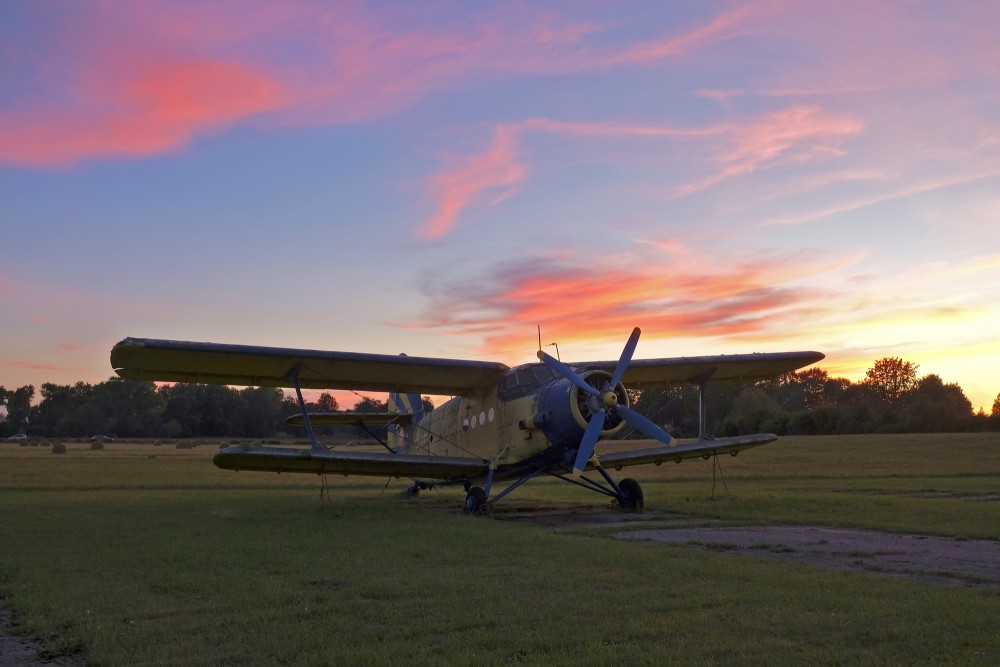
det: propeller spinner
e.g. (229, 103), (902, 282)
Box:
(537, 327), (674, 476)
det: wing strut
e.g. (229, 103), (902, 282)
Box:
(690, 370), (716, 440)
(288, 365), (324, 452)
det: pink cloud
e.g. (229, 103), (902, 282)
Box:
(58, 342), (85, 352)
(2, 3), (771, 169)
(414, 244), (855, 354)
(0, 57), (285, 167)
(675, 105), (865, 196)
(422, 106), (861, 235)
(2, 361), (65, 372)
(609, 2), (778, 65)
(422, 126), (526, 238)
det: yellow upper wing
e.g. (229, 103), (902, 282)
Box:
(110, 338), (508, 395)
(578, 351), (825, 387)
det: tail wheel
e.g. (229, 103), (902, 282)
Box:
(617, 478), (643, 511)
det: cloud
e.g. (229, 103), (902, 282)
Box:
(421, 105), (862, 236)
(674, 105), (865, 197)
(414, 243), (853, 354)
(0, 58), (285, 167)
(2, 3), (772, 169)
(422, 126), (526, 238)
(1, 361), (65, 372)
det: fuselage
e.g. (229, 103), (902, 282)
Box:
(388, 362), (627, 481)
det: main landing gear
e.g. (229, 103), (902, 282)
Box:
(464, 486), (488, 514)
(615, 478), (644, 511)
(462, 473), (644, 515)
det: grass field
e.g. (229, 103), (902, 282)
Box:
(1, 434), (999, 665)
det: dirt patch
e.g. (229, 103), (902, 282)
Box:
(621, 525), (1000, 587)
(0, 603), (86, 667)
(500, 506), (1000, 588)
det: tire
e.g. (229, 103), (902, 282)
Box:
(618, 478), (644, 511)
(464, 486), (488, 515)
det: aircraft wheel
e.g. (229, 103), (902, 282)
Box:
(464, 486), (488, 515)
(618, 478), (644, 511)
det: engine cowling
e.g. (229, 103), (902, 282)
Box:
(535, 370), (629, 451)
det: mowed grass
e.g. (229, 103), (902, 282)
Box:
(0, 434), (998, 665)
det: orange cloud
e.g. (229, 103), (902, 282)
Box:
(422, 126), (526, 238)
(415, 245), (851, 354)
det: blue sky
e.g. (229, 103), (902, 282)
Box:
(2, 1), (998, 410)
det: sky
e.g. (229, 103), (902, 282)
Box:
(1, 0), (999, 411)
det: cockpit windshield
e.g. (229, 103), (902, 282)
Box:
(498, 363), (560, 400)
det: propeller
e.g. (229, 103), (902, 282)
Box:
(537, 327), (674, 476)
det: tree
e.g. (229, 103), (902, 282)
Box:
(239, 386), (285, 437)
(353, 397), (387, 413)
(720, 388), (785, 436)
(35, 382), (95, 436)
(94, 379), (165, 437)
(864, 357), (919, 406)
(904, 374), (973, 432)
(315, 393), (340, 412)
(992, 393), (1000, 418)
(6, 385), (35, 434)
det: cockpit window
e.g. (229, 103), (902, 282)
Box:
(499, 364), (559, 400)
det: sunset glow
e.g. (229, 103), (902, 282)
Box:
(2, 1), (998, 411)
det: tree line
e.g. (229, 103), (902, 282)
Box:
(631, 357), (1000, 437)
(2, 357), (999, 439)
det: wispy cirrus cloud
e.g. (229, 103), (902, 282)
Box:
(0, 59), (285, 167)
(674, 105), (865, 197)
(422, 104), (863, 236)
(422, 126), (526, 238)
(1, 361), (65, 373)
(1, 2), (766, 169)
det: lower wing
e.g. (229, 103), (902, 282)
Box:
(214, 444), (488, 481)
(593, 434), (776, 470)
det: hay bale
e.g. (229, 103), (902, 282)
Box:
(51, 442), (67, 454)
(90, 441), (104, 450)
(175, 442), (194, 450)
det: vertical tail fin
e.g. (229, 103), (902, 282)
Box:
(387, 391), (425, 451)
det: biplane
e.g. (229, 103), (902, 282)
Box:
(110, 329), (823, 513)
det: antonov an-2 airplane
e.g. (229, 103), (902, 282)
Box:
(110, 329), (823, 513)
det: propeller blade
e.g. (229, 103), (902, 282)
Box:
(609, 327), (641, 389)
(618, 405), (674, 446)
(537, 350), (599, 397)
(573, 411), (606, 476)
